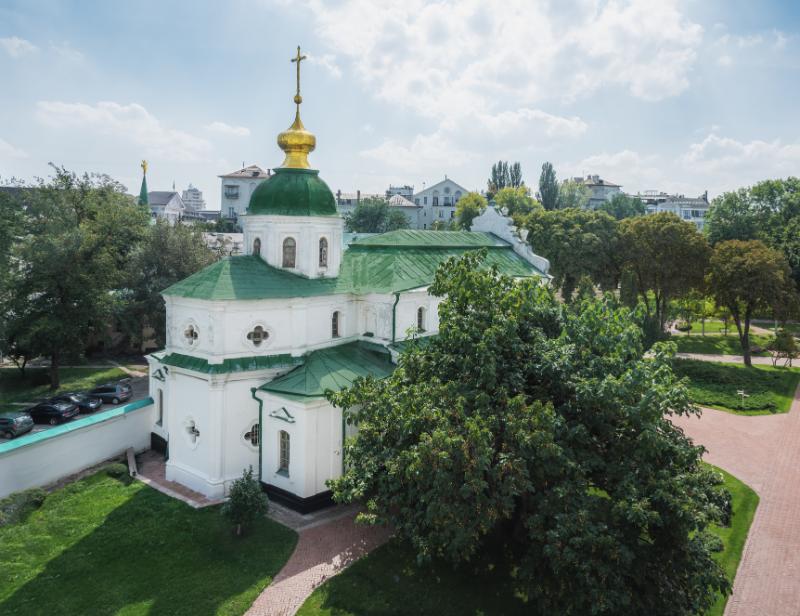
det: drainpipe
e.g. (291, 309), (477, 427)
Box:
(341, 410), (346, 476)
(250, 388), (264, 482)
(391, 292), (401, 343)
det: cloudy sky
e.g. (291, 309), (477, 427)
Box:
(1, 0), (798, 210)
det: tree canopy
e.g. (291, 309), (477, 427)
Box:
(557, 179), (591, 209)
(619, 212), (710, 333)
(344, 197), (409, 233)
(597, 192), (646, 220)
(538, 162), (559, 211)
(707, 239), (794, 366)
(329, 252), (731, 615)
(454, 192), (487, 230)
(493, 186), (540, 218)
(525, 208), (620, 301)
(487, 161), (522, 198)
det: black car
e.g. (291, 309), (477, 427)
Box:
(26, 401), (79, 425)
(0, 411), (35, 439)
(88, 382), (133, 405)
(50, 392), (103, 413)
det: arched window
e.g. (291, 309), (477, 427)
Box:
(417, 307), (426, 332)
(332, 311), (341, 338)
(282, 237), (296, 268)
(319, 237), (328, 267)
(156, 389), (163, 426)
(252, 237), (261, 256)
(279, 430), (290, 475)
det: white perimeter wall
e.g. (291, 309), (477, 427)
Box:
(0, 403), (154, 499)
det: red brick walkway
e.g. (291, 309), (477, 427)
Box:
(672, 384), (800, 616)
(246, 512), (391, 616)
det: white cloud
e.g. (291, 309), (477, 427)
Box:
(717, 55), (732, 67)
(0, 36), (37, 58)
(361, 132), (475, 171)
(564, 149), (665, 193)
(35, 101), (212, 162)
(308, 53), (342, 78)
(681, 134), (800, 178)
(50, 41), (84, 62)
(205, 121), (251, 137)
(0, 138), (28, 159)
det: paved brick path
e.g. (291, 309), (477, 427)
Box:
(246, 512), (391, 616)
(672, 384), (800, 616)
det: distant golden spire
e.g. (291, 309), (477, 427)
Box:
(278, 45), (316, 169)
(141, 159), (148, 175)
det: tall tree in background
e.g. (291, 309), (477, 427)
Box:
(1, 167), (150, 388)
(619, 212), (710, 333)
(539, 162), (559, 211)
(509, 162), (523, 188)
(330, 252), (730, 615)
(344, 197), (409, 233)
(487, 161), (510, 198)
(121, 220), (219, 349)
(557, 179), (591, 209)
(707, 240), (794, 366)
(526, 209), (620, 301)
(597, 193), (646, 220)
(454, 192), (487, 230)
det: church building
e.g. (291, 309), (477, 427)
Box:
(146, 48), (551, 512)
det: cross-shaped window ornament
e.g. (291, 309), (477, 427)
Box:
(247, 325), (269, 347)
(244, 424), (260, 447)
(186, 421), (200, 444)
(184, 324), (198, 345)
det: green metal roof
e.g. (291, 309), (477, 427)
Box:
(247, 167), (338, 217)
(352, 230), (506, 247)
(259, 342), (395, 399)
(159, 352), (303, 374)
(164, 236), (544, 301)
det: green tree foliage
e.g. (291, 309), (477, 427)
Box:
(454, 192), (487, 230)
(538, 162), (559, 211)
(487, 161), (522, 198)
(706, 178), (800, 292)
(344, 197), (409, 233)
(509, 162), (522, 188)
(526, 209), (620, 301)
(619, 212), (710, 333)
(1, 167), (150, 388)
(707, 240), (794, 366)
(221, 466), (269, 536)
(769, 329), (798, 368)
(120, 220), (219, 349)
(597, 192), (646, 219)
(557, 179), (591, 209)
(494, 186), (540, 219)
(329, 252), (731, 615)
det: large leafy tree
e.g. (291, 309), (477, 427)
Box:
(557, 178), (591, 209)
(526, 208), (620, 301)
(487, 160), (522, 197)
(344, 197), (409, 233)
(2, 167), (150, 387)
(329, 252), (730, 615)
(597, 192), (646, 219)
(538, 162), (559, 210)
(707, 240), (795, 366)
(120, 220), (219, 349)
(619, 212), (710, 333)
(454, 192), (487, 230)
(494, 186), (540, 218)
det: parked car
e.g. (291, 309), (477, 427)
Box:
(26, 401), (79, 425)
(88, 382), (133, 405)
(0, 411), (35, 439)
(50, 392), (103, 413)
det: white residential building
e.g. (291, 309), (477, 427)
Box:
(219, 165), (271, 222)
(413, 178), (468, 229)
(148, 191), (185, 225)
(181, 184), (206, 212)
(637, 191), (711, 230)
(570, 175), (622, 208)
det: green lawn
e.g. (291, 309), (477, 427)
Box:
(674, 359), (800, 414)
(298, 467), (758, 616)
(706, 466), (759, 616)
(684, 320), (734, 334)
(0, 366), (128, 405)
(673, 334), (773, 357)
(0, 467), (297, 616)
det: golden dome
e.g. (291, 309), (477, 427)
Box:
(277, 110), (316, 169)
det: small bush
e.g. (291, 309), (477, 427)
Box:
(0, 487), (47, 527)
(104, 462), (132, 484)
(222, 466), (269, 536)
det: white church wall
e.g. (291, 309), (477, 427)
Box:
(221, 377), (263, 484)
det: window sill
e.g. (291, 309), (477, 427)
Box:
(276, 468), (289, 478)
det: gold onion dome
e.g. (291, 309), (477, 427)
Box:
(277, 45), (316, 169)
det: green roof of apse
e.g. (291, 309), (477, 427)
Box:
(259, 342), (395, 399)
(352, 230), (506, 247)
(159, 352), (303, 374)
